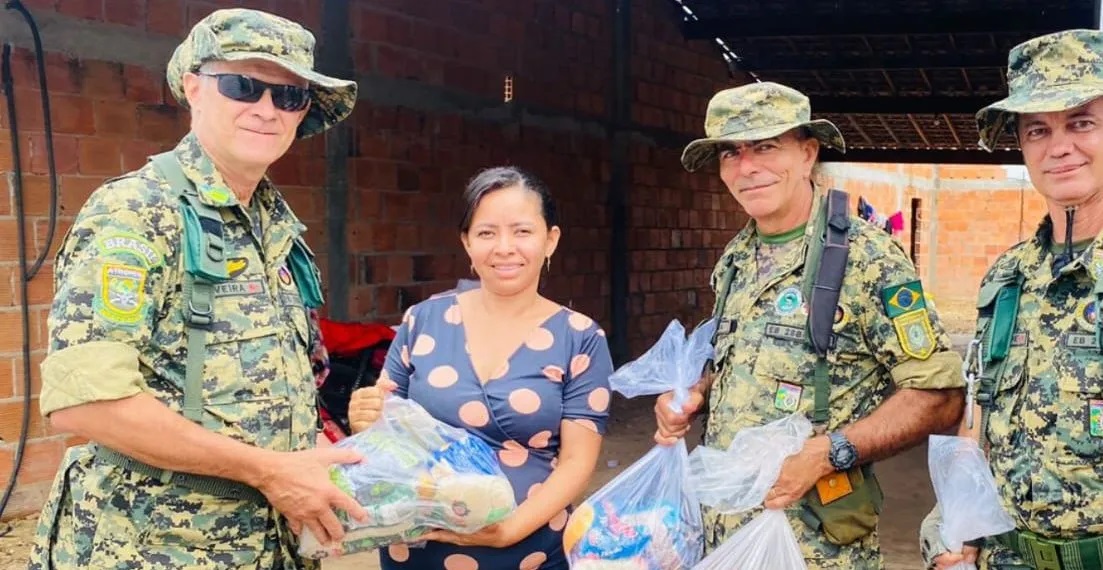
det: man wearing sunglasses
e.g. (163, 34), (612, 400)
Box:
(30, 8), (361, 569)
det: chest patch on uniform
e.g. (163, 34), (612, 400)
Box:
(95, 233), (162, 268)
(882, 281), (936, 360)
(1077, 300), (1097, 331)
(214, 279), (266, 297)
(96, 264), (147, 324)
(1090, 400), (1103, 437)
(774, 381), (803, 412)
(278, 265), (294, 288)
(1011, 331), (1028, 347)
(227, 257), (249, 279)
(775, 286), (803, 316)
(1063, 333), (1099, 349)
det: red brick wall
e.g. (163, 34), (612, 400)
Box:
(0, 0), (741, 517)
(819, 163), (1046, 310)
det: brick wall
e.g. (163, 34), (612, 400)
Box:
(819, 163), (1046, 310)
(0, 0), (742, 517)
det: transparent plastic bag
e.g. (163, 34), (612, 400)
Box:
(928, 434), (1015, 570)
(565, 440), (703, 570)
(692, 509), (806, 570)
(609, 318), (717, 411)
(565, 319), (716, 570)
(686, 415), (811, 570)
(299, 395), (516, 559)
(688, 414), (813, 514)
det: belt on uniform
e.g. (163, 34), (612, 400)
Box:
(992, 529), (1103, 570)
(93, 445), (267, 503)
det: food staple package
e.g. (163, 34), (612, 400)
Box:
(564, 319), (716, 570)
(688, 414), (813, 570)
(299, 396), (516, 559)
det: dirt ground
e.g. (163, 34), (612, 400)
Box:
(0, 394), (936, 570)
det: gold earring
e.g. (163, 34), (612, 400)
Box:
(470, 264), (476, 276)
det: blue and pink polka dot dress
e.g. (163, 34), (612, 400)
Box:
(379, 292), (614, 570)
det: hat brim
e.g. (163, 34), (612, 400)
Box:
(680, 119), (846, 172)
(171, 51), (358, 139)
(976, 85), (1103, 151)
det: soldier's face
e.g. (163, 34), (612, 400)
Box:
(1019, 99), (1103, 208)
(183, 59), (310, 172)
(717, 131), (819, 228)
(460, 185), (560, 297)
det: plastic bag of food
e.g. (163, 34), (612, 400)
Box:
(299, 395), (516, 559)
(564, 318), (716, 570)
(687, 414), (812, 570)
(928, 434), (1015, 570)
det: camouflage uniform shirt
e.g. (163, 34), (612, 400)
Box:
(29, 132), (321, 570)
(703, 191), (964, 570)
(974, 218), (1103, 568)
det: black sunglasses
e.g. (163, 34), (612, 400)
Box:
(197, 72), (311, 112)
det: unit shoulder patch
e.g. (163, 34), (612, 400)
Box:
(94, 263), (148, 325)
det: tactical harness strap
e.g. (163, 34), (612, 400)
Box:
(152, 152), (229, 423)
(710, 189), (850, 429)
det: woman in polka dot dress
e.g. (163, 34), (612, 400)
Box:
(348, 166), (614, 570)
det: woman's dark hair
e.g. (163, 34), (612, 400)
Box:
(458, 166), (558, 233)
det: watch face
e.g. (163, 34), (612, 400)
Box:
(836, 446), (856, 465)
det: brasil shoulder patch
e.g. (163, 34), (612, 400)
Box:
(882, 280), (936, 360)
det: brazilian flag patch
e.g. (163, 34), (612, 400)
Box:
(882, 280), (935, 359)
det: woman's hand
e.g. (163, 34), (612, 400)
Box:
(420, 521), (520, 548)
(347, 378), (397, 433)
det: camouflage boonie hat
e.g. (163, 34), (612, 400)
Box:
(681, 82), (846, 172)
(166, 8), (357, 139)
(977, 29), (1103, 151)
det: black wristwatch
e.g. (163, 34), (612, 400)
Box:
(828, 431), (859, 471)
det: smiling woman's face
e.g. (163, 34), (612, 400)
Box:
(1018, 98), (1103, 208)
(461, 185), (560, 298)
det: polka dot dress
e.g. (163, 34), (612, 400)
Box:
(379, 293), (613, 570)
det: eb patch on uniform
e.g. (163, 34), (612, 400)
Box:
(882, 280), (936, 360)
(95, 264), (147, 324)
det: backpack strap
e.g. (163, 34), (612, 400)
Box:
(803, 189), (851, 431)
(150, 152), (228, 423)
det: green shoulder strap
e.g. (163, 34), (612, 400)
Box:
(150, 152), (228, 423)
(972, 262), (1023, 454)
(801, 189), (851, 429)
(287, 237), (324, 309)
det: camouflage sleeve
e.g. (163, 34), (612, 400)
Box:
(919, 503), (948, 569)
(39, 176), (179, 416)
(854, 231), (964, 391)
